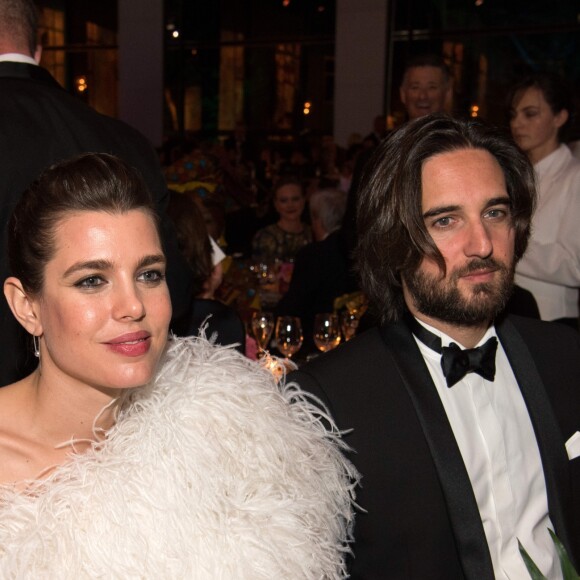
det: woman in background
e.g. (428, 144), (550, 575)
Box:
(0, 153), (356, 577)
(167, 191), (246, 353)
(509, 72), (580, 327)
(252, 175), (312, 262)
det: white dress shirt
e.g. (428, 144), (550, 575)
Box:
(515, 144), (580, 320)
(414, 319), (560, 579)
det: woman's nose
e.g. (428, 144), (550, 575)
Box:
(112, 283), (146, 321)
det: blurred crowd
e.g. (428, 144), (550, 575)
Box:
(157, 55), (580, 359)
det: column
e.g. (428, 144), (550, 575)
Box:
(334, 0), (388, 148)
(118, 0), (164, 147)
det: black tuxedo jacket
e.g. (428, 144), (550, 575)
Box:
(289, 315), (580, 579)
(0, 62), (192, 385)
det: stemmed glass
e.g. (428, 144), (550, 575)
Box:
(251, 311), (274, 354)
(313, 313), (342, 353)
(275, 316), (303, 359)
(340, 310), (360, 342)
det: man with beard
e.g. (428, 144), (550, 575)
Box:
(288, 114), (580, 579)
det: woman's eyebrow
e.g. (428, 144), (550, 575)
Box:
(63, 259), (113, 278)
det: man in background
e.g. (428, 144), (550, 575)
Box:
(0, 0), (192, 385)
(399, 53), (452, 120)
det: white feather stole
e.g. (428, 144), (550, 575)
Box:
(0, 337), (357, 579)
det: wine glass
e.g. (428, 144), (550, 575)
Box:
(251, 311), (274, 352)
(313, 313), (342, 353)
(340, 310), (360, 342)
(275, 316), (303, 359)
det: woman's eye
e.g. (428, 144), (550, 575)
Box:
(75, 275), (105, 289)
(138, 270), (165, 284)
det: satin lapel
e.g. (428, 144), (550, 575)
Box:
(496, 317), (573, 553)
(380, 321), (495, 580)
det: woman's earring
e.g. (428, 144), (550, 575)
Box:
(33, 334), (40, 358)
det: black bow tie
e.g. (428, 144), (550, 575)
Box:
(406, 315), (498, 388)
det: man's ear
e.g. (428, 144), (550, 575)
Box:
(34, 45), (43, 64)
(555, 108), (569, 130)
(3, 277), (43, 336)
(399, 86), (407, 106)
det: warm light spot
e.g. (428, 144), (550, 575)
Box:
(259, 350), (287, 381)
(172, 30), (179, 38)
(470, 104), (479, 118)
(75, 76), (87, 93)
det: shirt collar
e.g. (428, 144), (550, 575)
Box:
(0, 53), (39, 65)
(534, 143), (565, 178)
(414, 317), (497, 350)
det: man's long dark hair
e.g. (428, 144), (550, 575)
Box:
(355, 114), (536, 323)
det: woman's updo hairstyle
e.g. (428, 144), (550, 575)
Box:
(8, 152), (158, 295)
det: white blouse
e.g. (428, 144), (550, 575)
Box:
(515, 144), (580, 320)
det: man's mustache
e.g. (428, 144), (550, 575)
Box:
(451, 258), (508, 280)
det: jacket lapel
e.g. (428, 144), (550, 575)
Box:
(496, 317), (573, 554)
(380, 320), (495, 580)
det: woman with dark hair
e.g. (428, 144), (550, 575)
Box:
(509, 72), (580, 327)
(167, 191), (246, 353)
(0, 153), (355, 577)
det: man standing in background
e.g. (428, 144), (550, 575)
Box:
(399, 53), (452, 120)
(0, 0), (192, 385)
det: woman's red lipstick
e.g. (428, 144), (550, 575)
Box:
(105, 331), (151, 357)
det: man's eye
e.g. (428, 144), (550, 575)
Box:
(485, 208), (508, 220)
(75, 276), (105, 288)
(433, 216), (452, 228)
(138, 270), (165, 284)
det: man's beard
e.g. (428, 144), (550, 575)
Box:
(404, 257), (514, 327)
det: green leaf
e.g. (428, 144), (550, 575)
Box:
(548, 529), (580, 580)
(519, 538), (548, 580)
(518, 540), (548, 580)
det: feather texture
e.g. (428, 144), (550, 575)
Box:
(0, 336), (357, 579)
